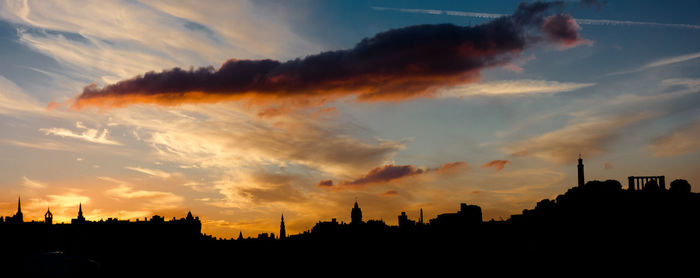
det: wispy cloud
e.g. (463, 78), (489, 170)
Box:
(125, 166), (173, 179)
(503, 113), (652, 164)
(0, 0), (319, 84)
(100, 177), (184, 208)
(439, 80), (595, 98)
(0, 76), (44, 115)
(650, 119), (700, 157)
(609, 52), (700, 76)
(105, 184), (183, 205)
(22, 177), (47, 189)
(39, 125), (121, 145)
(371, 6), (700, 30)
(46, 193), (90, 208)
(638, 52), (700, 71)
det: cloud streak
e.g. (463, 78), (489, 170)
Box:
(372, 6), (700, 30)
(439, 79), (595, 98)
(650, 119), (700, 157)
(39, 126), (121, 145)
(326, 161), (467, 188)
(69, 2), (589, 110)
(22, 177), (47, 189)
(126, 166), (173, 179)
(483, 160), (511, 171)
(503, 113), (651, 164)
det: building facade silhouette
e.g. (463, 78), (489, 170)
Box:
(351, 201), (362, 225)
(44, 208), (52, 224)
(2, 197), (23, 224)
(628, 176), (666, 191)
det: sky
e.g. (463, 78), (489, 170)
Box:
(1, 0), (700, 238)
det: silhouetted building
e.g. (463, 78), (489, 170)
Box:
(430, 203), (482, 229)
(280, 213), (286, 239)
(398, 212), (415, 229)
(578, 155), (585, 187)
(6, 196), (23, 223)
(628, 176), (665, 191)
(44, 208), (53, 225)
(71, 203), (86, 224)
(351, 201), (363, 225)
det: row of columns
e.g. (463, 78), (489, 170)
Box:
(628, 176), (666, 191)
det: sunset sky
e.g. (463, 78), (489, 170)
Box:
(1, 0), (700, 238)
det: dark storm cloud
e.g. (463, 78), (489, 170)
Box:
(320, 161), (467, 188)
(69, 1), (589, 110)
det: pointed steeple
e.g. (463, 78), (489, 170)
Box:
(186, 211), (194, 221)
(280, 213), (286, 240)
(12, 196), (23, 223)
(237, 231), (244, 240)
(73, 202), (86, 223)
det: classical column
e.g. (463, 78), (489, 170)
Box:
(628, 176), (635, 191)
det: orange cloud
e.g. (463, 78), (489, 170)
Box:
(317, 180), (334, 187)
(381, 190), (399, 197)
(67, 2), (588, 111)
(482, 160), (511, 171)
(540, 14), (593, 49)
(434, 161), (468, 174)
(321, 161), (467, 189)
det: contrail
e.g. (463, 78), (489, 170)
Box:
(372, 6), (700, 30)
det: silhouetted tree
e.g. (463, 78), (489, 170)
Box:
(670, 179), (691, 193)
(643, 180), (659, 192)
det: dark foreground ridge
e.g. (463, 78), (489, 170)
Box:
(1, 164), (698, 275)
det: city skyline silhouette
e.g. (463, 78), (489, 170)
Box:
(1, 0), (700, 275)
(1, 156), (698, 275)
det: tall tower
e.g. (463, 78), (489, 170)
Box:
(45, 207), (53, 225)
(419, 208), (424, 225)
(14, 196), (23, 223)
(279, 213), (286, 240)
(351, 200), (363, 225)
(577, 155), (585, 187)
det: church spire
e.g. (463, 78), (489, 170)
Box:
(73, 202), (86, 223)
(280, 213), (286, 240)
(12, 196), (23, 223)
